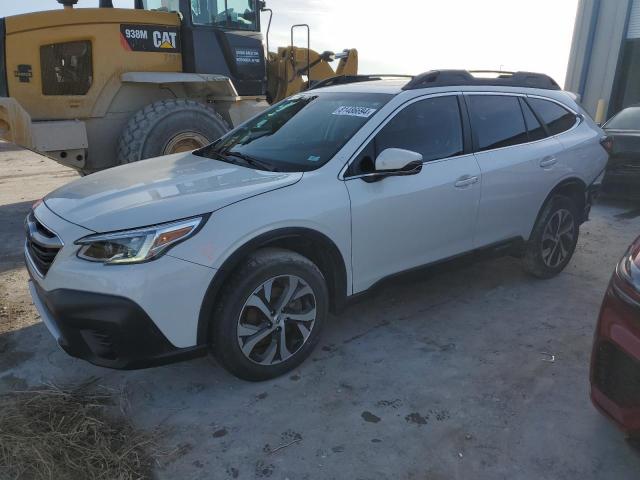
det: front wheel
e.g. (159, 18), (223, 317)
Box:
(523, 195), (580, 278)
(211, 248), (328, 381)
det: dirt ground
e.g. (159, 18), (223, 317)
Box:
(1, 143), (640, 479)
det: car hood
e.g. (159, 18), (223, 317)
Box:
(44, 152), (303, 232)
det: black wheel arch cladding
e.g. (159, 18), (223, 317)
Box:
(196, 227), (348, 345)
(530, 177), (587, 239)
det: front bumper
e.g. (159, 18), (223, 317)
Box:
(28, 278), (207, 369)
(590, 280), (640, 435)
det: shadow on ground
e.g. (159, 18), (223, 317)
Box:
(0, 200), (34, 274)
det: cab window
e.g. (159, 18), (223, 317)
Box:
(142, 0), (180, 13)
(41, 41), (93, 96)
(191, 0), (258, 31)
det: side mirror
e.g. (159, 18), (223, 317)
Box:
(361, 148), (423, 183)
(375, 148), (423, 171)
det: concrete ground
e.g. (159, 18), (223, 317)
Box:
(1, 144), (640, 479)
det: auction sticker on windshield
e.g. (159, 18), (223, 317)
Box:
(332, 106), (377, 118)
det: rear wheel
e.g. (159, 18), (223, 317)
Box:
(523, 195), (580, 278)
(211, 248), (328, 381)
(116, 99), (230, 165)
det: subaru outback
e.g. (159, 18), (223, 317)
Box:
(25, 70), (609, 380)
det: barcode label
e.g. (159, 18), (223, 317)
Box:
(332, 106), (377, 118)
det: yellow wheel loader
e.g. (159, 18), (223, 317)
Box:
(0, 0), (358, 174)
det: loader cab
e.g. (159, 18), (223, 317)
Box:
(141, 0), (266, 96)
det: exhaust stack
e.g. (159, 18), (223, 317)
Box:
(57, 0), (79, 8)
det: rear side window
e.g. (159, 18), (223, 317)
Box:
(373, 96), (463, 162)
(41, 41), (93, 96)
(519, 98), (546, 141)
(527, 98), (577, 135)
(467, 95), (528, 151)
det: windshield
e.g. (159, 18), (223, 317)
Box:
(605, 106), (640, 130)
(194, 92), (392, 172)
(191, 0), (258, 31)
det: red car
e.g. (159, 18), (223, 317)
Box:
(591, 235), (640, 437)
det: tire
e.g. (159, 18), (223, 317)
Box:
(523, 195), (580, 278)
(116, 99), (230, 165)
(211, 248), (329, 381)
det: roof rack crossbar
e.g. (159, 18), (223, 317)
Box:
(309, 74), (413, 90)
(402, 70), (560, 91)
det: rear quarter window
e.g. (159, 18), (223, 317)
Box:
(527, 97), (577, 136)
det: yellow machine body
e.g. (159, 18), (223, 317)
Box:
(5, 8), (181, 121)
(0, 6), (358, 173)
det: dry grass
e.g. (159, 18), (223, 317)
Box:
(0, 380), (156, 480)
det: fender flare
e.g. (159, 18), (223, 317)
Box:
(196, 227), (349, 345)
(120, 72), (240, 99)
(529, 176), (588, 239)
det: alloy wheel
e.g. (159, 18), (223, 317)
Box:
(237, 275), (317, 365)
(541, 208), (575, 268)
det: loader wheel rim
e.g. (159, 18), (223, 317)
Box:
(163, 131), (210, 154)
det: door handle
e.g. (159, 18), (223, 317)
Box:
(454, 175), (479, 188)
(540, 156), (557, 168)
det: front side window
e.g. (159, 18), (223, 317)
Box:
(527, 98), (577, 136)
(195, 92), (392, 172)
(40, 41), (92, 96)
(467, 95), (528, 152)
(142, 0), (180, 12)
(374, 96), (464, 162)
(191, 0), (258, 31)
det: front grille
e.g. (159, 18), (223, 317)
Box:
(25, 211), (62, 276)
(593, 341), (640, 408)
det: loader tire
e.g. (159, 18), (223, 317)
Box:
(116, 99), (230, 164)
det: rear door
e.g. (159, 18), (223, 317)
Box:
(465, 93), (563, 247)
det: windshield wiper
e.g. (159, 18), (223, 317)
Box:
(222, 152), (277, 172)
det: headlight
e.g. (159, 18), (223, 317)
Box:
(75, 216), (205, 265)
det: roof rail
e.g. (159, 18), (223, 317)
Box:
(309, 74), (413, 90)
(402, 70), (561, 91)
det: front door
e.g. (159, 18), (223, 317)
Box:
(344, 95), (482, 293)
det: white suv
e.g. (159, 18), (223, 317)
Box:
(26, 70), (608, 380)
